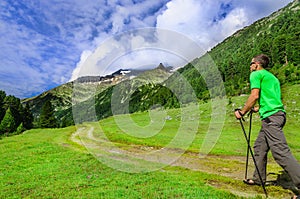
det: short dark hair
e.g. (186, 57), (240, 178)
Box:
(253, 54), (270, 68)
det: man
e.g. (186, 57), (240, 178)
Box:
(234, 54), (300, 199)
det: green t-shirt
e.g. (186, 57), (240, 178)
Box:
(250, 69), (285, 119)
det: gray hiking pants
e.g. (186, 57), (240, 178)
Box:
(252, 111), (300, 188)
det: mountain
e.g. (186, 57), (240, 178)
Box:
(23, 0), (300, 127)
(74, 69), (145, 84)
(72, 63), (173, 124)
(22, 64), (173, 127)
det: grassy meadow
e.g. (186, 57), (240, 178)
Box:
(0, 84), (299, 198)
(0, 127), (243, 199)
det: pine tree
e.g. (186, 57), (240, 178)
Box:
(0, 108), (16, 135)
(4, 95), (22, 127)
(39, 101), (57, 128)
(0, 90), (6, 122)
(23, 103), (34, 129)
(16, 122), (25, 134)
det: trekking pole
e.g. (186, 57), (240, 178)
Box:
(245, 110), (253, 180)
(238, 115), (268, 198)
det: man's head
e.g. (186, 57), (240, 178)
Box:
(250, 54), (270, 72)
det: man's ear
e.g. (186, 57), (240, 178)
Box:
(255, 64), (258, 70)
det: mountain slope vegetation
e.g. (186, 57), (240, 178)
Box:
(22, 65), (172, 127)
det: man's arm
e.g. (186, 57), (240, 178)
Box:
(235, 88), (260, 119)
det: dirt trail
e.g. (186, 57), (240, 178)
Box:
(70, 125), (296, 199)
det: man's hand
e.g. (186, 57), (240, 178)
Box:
(234, 109), (244, 120)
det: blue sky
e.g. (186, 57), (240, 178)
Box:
(0, 0), (293, 99)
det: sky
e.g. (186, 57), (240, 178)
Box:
(0, 0), (294, 99)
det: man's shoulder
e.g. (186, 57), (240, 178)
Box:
(251, 69), (273, 78)
(250, 70), (263, 79)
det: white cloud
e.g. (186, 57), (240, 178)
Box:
(156, 0), (293, 50)
(70, 50), (93, 81)
(70, 0), (172, 80)
(156, 0), (231, 49)
(213, 8), (248, 40)
(71, 0), (294, 81)
(71, 27), (205, 80)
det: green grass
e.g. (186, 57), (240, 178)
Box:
(0, 84), (299, 198)
(0, 127), (244, 199)
(98, 84), (300, 159)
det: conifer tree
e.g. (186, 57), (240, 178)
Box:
(4, 95), (22, 127)
(16, 122), (25, 134)
(0, 108), (16, 135)
(23, 103), (34, 129)
(39, 100), (57, 128)
(0, 90), (6, 122)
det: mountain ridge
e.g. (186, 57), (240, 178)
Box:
(22, 63), (173, 127)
